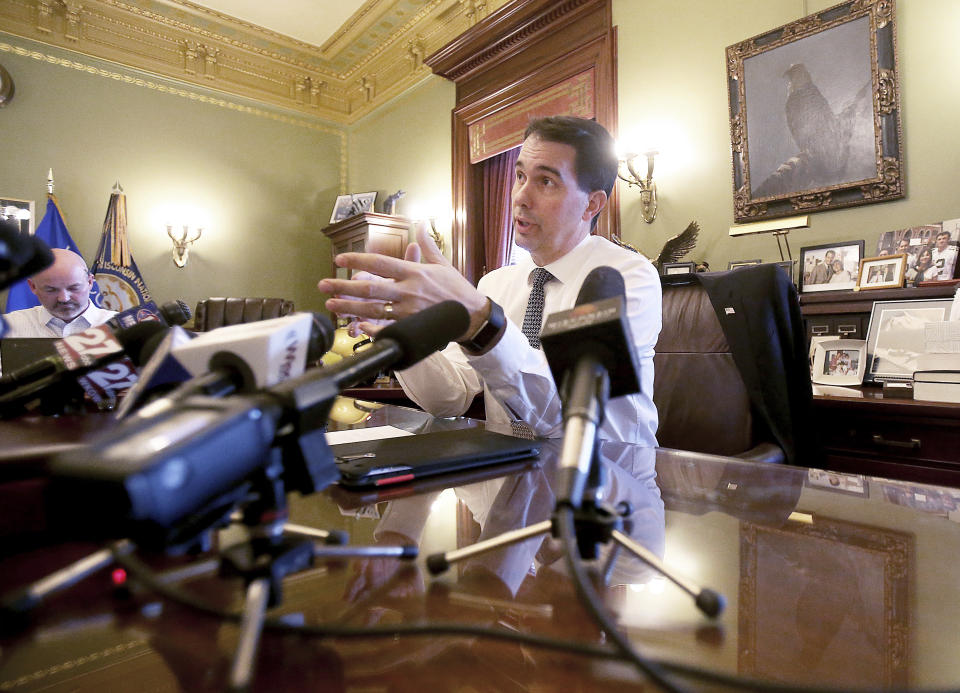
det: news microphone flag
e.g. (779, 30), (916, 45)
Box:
(91, 184), (152, 311)
(4, 196), (104, 312)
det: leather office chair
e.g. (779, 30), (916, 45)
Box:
(193, 297), (295, 332)
(653, 271), (795, 464)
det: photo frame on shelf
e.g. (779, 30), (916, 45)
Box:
(330, 192), (377, 224)
(661, 261), (696, 276)
(728, 259), (762, 270)
(799, 240), (863, 293)
(725, 0), (903, 223)
(811, 338), (867, 387)
(864, 298), (954, 384)
(856, 254), (907, 290)
(0, 197), (35, 236)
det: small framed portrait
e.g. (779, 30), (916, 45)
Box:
(811, 338), (866, 387)
(330, 192), (377, 224)
(661, 261), (696, 276)
(799, 240), (863, 293)
(0, 196), (35, 235)
(728, 259), (761, 270)
(856, 254), (907, 290)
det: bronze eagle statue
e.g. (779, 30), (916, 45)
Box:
(614, 221), (700, 272)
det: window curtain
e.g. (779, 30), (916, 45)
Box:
(482, 146), (520, 275)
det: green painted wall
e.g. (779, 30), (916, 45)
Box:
(348, 76), (456, 258)
(614, 0), (960, 268)
(0, 35), (343, 315)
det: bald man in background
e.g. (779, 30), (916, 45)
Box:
(2, 248), (116, 338)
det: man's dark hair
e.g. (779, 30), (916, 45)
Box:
(523, 116), (618, 228)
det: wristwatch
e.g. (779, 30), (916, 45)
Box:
(458, 299), (506, 354)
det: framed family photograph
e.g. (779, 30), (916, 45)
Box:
(856, 254), (906, 290)
(330, 192), (377, 224)
(661, 261), (696, 276)
(726, 0), (904, 223)
(728, 259), (762, 270)
(811, 338), (867, 386)
(877, 219), (960, 285)
(799, 240), (863, 293)
(864, 298), (954, 383)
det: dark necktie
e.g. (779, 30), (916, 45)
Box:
(521, 267), (554, 349)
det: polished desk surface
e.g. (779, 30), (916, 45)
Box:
(2, 404), (960, 692)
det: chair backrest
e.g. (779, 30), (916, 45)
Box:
(653, 279), (758, 457)
(193, 297), (295, 332)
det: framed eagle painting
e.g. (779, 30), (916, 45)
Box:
(725, 0), (904, 223)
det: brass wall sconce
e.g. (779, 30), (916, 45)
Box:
(618, 150), (658, 223)
(166, 224), (203, 267)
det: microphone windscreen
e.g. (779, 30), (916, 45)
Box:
(0, 218), (36, 271)
(575, 266), (625, 306)
(113, 321), (169, 366)
(19, 237), (55, 278)
(307, 313), (335, 362)
(377, 300), (470, 370)
(159, 300), (192, 326)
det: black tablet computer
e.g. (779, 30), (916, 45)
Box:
(331, 427), (541, 489)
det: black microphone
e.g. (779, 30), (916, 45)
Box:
(46, 300), (470, 545)
(0, 218), (53, 292)
(0, 321), (166, 417)
(540, 266), (642, 506)
(104, 299), (192, 332)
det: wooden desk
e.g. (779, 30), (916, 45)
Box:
(812, 386), (960, 487)
(2, 407), (960, 691)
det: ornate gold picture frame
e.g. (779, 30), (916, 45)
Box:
(739, 518), (911, 687)
(726, 0), (903, 223)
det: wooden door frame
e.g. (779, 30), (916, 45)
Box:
(426, 0), (618, 284)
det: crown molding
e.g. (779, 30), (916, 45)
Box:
(0, 0), (512, 124)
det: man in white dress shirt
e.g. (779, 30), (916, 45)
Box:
(2, 248), (116, 338)
(318, 116), (661, 446)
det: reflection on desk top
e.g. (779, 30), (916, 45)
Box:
(1, 406), (960, 691)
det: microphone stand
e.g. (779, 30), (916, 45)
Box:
(425, 362), (725, 619)
(1, 428), (417, 693)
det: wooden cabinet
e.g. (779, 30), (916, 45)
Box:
(799, 284), (957, 343)
(813, 388), (960, 487)
(321, 212), (409, 275)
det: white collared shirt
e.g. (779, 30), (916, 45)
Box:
(395, 234), (662, 446)
(2, 301), (118, 338)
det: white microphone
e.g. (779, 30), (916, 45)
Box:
(116, 313), (334, 418)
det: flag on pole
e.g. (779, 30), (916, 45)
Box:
(90, 183), (152, 311)
(3, 194), (100, 312)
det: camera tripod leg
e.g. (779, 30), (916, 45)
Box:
(1, 540), (134, 617)
(426, 519), (552, 575)
(228, 577), (270, 692)
(609, 529), (725, 618)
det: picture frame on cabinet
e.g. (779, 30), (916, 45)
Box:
(799, 240), (863, 293)
(330, 192), (377, 224)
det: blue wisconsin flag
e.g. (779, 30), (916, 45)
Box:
(90, 184), (151, 311)
(3, 195), (102, 312)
